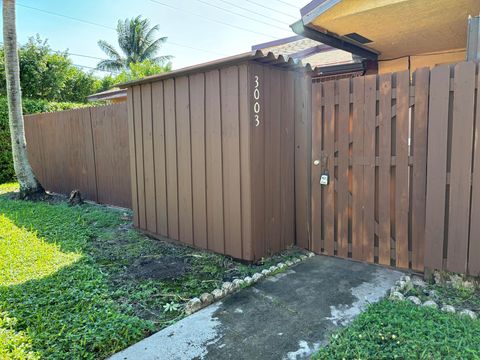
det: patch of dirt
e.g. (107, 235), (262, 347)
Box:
(129, 256), (191, 280)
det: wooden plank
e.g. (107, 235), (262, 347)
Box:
(176, 76), (194, 245)
(311, 81), (323, 254)
(363, 75), (376, 263)
(205, 70), (225, 254)
(447, 62), (476, 273)
(411, 68), (430, 272)
(351, 76), (364, 260)
(250, 63), (266, 259)
(378, 73), (392, 266)
(424, 65), (450, 271)
(164, 79), (179, 240)
(337, 78), (349, 258)
(395, 70), (411, 269)
(323, 80), (335, 255)
(189, 73), (208, 249)
(220, 66), (242, 258)
(152, 81), (168, 236)
(281, 71), (296, 251)
(127, 88), (139, 223)
(85, 108), (98, 201)
(239, 64), (253, 260)
(141, 84), (157, 233)
(133, 86), (146, 229)
(469, 63), (480, 276)
(265, 68), (282, 255)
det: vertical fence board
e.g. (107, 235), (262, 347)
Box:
(152, 82), (168, 236)
(411, 68), (430, 272)
(265, 68), (282, 255)
(447, 62), (476, 274)
(337, 78), (349, 258)
(469, 63), (480, 276)
(378, 73), (392, 265)
(323, 80), (335, 255)
(251, 63), (266, 259)
(133, 86), (146, 229)
(311, 82), (323, 254)
(351, 76), (365, 260)
(164, 79), (179, 240)
(363, 75), (376, 263)
(189, 73), (208, 249)
(239, 64), (253, 260)
(127, 88), (139, 225)
(176, 77), (194, 245)
(295, 74), (311, 250)
(205, 70), (225, 254)
(395, 70), (410, 269)
(221, 66), (243, 258)
(141, 84), (157, 233)
(281, 71), (296, 251)
(424, 65), (450, 271)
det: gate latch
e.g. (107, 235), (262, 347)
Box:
(320, 155), (329, 186)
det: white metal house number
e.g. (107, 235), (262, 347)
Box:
(253, 75), (260, 127)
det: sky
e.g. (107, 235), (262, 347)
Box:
(4, 0), (311, 77)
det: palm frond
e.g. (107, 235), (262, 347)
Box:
(140, 37), (169, 62)
(97, 40), (122, 61)
(96, 59), (124, 71)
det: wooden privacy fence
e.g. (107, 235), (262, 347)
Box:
(24, 103), (131, 208)
(307, 61), (480, 275)
(125, 54), (311, 261)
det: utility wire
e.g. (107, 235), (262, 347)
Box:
(192, 0), (290, 32)
(271, 0), (298, 10)
(244, 0), (297, 20)
(16, 2), (227, 56)
(215, 0), (290, 26)
(149, 0), (277, 39)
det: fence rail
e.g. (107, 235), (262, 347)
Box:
(24, 103), (131, 208)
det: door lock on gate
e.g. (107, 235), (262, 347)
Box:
(320, 155), (329, 186)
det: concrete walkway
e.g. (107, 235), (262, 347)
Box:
(110, 255), (403, 360)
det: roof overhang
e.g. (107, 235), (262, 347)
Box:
(290, 20), (378, 60)
(87, 88), (127, 102)
(296, 0), (480, 60)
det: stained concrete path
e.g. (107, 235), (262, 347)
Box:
(110, 255), (403, 360)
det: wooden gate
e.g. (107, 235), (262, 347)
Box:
(310, 69), (430, 271)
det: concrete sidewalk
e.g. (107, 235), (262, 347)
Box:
(110, 255), (403, 360)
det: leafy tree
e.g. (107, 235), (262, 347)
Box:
(0, 35), (107, 103)
(97, 16), (172, 71)
(112, 59), (171, 84)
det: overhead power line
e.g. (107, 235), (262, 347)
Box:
(16, 2), (228, 56)
(149, 0), (277, 39)
(271, 0), (298, 10)
(215, 0), (289, 26)
(245, 0), (298, 20)
(192, 0), (290, 32)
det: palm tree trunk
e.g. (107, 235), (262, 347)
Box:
(3, 0), (44, 198)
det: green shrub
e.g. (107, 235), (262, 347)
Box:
(0, 97), (87, 183)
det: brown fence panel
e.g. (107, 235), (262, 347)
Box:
(25, 104), (130, 208)
(90, 103), (131, 209)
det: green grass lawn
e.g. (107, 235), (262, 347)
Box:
(313, 299), (480, 360)
(0, 183), (301, 359)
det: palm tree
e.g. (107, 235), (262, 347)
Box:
(3, 0), (44, 198)
(97, 16), (172, 71)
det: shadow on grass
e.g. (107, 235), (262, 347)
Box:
(0, 193), (154, 359)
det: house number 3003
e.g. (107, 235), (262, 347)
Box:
(253, 75), (260, 127)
